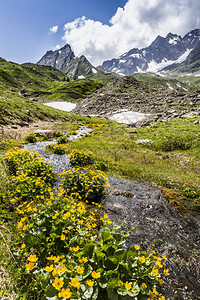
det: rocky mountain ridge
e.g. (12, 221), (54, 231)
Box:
(102, 29), (200, 75)
(37, 44), (101, 79)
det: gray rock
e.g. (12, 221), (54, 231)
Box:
(34, 129), (54, 137)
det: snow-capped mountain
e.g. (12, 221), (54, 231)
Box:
(102, 29), (200, 75)
(37, 44), (100, 79)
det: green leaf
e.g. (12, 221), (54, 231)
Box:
(45, 286), (57, 299)
(106, 270), (118, 279)
(102, 230), (113, 243)
(104, 257), (119, 270)
(98, 275), (107, 289)
(107, 288), (119, 300)
(114, 249), (126, 261)
(103, 244), (117, 256)
(83, 243), (95, 258)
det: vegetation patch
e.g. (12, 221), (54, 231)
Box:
(61, 168), (110, 204)
(14, 193), (168, 300)
(147, 133), (198, 152)
(5, 148), (56, 205)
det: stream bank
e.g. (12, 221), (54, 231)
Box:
(23, 129), (200, 300)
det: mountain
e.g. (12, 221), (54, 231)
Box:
(102, 29), (200, 75)
(161, 42), (200, 74)
(37, 44), (101, 79)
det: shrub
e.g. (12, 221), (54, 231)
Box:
(182, 184), (200, 199)
(61, 168), (110, 203)
(24, 133), (37, 143)
(46, 143), (66, 155)
(148, 133), (197, 152)
(54, 131), (64, 137)
(0, 138), (14, 150)
(57, 135), (69, 144)
(69, 149), (108, 171)
(69, 149), (95, 167)
(15, 195), (168, 300)
(4, 148), (56, 204)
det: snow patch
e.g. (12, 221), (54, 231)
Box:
(109, 111), (150, 124)
(44, 101), (76, 112)
(130, 53), (141, 59)
(119, 59), (126, 64)
(168, 37), (180, 45)
(167, 83), (174, 90)
(92, 68), (97, 74)
(78, 75), (85, 79)
(176, 49), (191, 63)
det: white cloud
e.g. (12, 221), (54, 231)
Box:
(62, 0), (200, 66)
(50, 25), (58, 34)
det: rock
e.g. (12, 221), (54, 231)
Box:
(34, 129), (54, 138)
(136, 139), (152, 144)
(19, 122), (29, 127)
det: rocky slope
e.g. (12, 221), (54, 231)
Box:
(162, 42), (200, 74)
(102, 29), (200, 75)
(37, 44), (102, 79)
(73, 76), (200, 124)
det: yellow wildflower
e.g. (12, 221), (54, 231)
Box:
(139, 256), (145, 263)
(134, 245), (140, 250)
(152, 269), (159, 276)
(44, 265), (54, 272)
(25, 262), (35, 271)
(91, 271), (101, 279)
(52, 277), (64, 290)
(164, 269), (169, 276)
(27, 254), (38, 262)
(61, 234), (66, 241)
(21, 243), (26, 249)
(125, 282), (131, 290)
(58, 288), (72, 299)
(77, 266), (84, 274)
(141, 282), (147, 289)
(86, 279), (94, 287)
(118, 280), (123, 287)
(69, 278), (80, 289)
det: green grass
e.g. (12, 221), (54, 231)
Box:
(59, 118), (200, 213)
(0, 58), (104, 103)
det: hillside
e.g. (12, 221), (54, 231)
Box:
(0, 58), (104, 102)
(73, 75), (200, 123)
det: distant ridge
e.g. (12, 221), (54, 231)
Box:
(102, 29), (200, 75)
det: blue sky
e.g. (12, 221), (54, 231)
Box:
(0, 0), (199, 66)
(0, 0), (126, 63)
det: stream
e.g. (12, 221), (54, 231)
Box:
(23, 127), (200, 300)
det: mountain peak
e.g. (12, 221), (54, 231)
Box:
(37, 45), (100, 79)
(102, 29), (200, 75)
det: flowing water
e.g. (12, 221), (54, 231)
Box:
(23, 127), (200, 299)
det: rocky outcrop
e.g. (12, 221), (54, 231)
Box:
(37, 45), (101, 79)
(102, 29), (200, 75)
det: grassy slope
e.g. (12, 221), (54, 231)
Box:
(0, 59), (104, 102)
(133, 72), (200, 92)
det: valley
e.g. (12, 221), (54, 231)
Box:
(0, 30), (200, 299)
